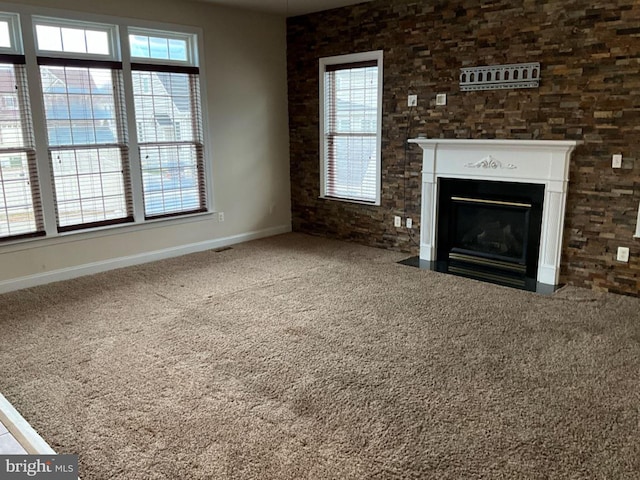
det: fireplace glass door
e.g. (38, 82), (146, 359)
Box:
(437, 178), (544, 290)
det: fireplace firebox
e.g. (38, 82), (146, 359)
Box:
(436, 178), (544, 291)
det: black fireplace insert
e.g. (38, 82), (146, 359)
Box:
(436, 178), (545, 291)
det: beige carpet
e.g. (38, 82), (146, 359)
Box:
(0, 233), (639, 479)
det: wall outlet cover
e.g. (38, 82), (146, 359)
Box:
(616, 246), (630, 262)
(394, 215), (402, 227)
(612, 154), (622, 169)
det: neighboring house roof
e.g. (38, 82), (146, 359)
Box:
(43, 98), (113, 121)
(155, 72), (191, 114)
(47, 125), (116, 146)
(40, 67), (113, 122)
(41, 67), (106, 95)
(0, 68), (21, 122)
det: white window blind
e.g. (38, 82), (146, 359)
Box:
(39, 60), (132, 231)
(0, 57), (43, 240)
(130, 29), (206, 219)
(321, 52), (382, 204)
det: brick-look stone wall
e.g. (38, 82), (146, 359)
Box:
(287, 0), (640, 296)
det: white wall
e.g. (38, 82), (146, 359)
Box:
(0, 0), (291, 291)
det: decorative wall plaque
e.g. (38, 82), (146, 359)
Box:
(459, 63), (540, 91)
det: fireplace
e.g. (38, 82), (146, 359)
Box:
(408, 139), (581, 291)
(436, 178), (544, 290)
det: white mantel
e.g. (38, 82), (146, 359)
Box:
(408, 138), (582, 286)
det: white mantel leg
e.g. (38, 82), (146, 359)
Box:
(538, 185), (568, 285)
(419, 146), (437, 262)
(420, 175), (437, 261)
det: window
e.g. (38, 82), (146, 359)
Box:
(0, 13), (43, 240)
(40, 62), (131, 230)
(34, 17), (132, 231)
(0, 9), (209, 243)
(34, 21), (113, 56)
(130, 28), (205, 218)
(319, 51), (383, 205)
(129, 32), (190, 63)
(0, 13), (21, 54)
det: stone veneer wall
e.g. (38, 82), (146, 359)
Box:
(287, 0), (640, 296)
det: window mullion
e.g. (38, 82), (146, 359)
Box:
(118, 27), (144, 223)
(20, 13), (58, 236)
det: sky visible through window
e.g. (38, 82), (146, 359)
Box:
(0, 21), (10, 48)
(35, 25), (109, 55)
(129, 34), (187, 62)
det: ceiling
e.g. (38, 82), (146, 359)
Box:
(192, 0), (374, 17)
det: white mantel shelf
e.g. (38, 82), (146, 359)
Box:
(409, 138), (580, 146)
(409, 138), (582, 287)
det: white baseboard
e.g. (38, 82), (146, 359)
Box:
(0, 224), (291, 295)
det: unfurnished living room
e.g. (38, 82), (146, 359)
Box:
(0, 0), (639, 478)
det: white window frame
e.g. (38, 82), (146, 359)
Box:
(128, 27), (197, 67)
(319, 50), (383, 206)
(0, 12), (22, 54)
(32, 16), (119, 61)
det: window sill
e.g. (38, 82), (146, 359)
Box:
(0, 209), (215, 254)
(319, 195), (380, 207)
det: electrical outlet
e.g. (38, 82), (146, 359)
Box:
(394, 216), (402, 227)
(218, 212), (224, 222)
(612, 154), (622, 169)
(435, 93), (447, 106)
(406, 218), (413, 228)
(617, 246), (630, 262)
(407, 94), (417, 107)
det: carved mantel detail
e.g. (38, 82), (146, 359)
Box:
(464, 155), (516, 170)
